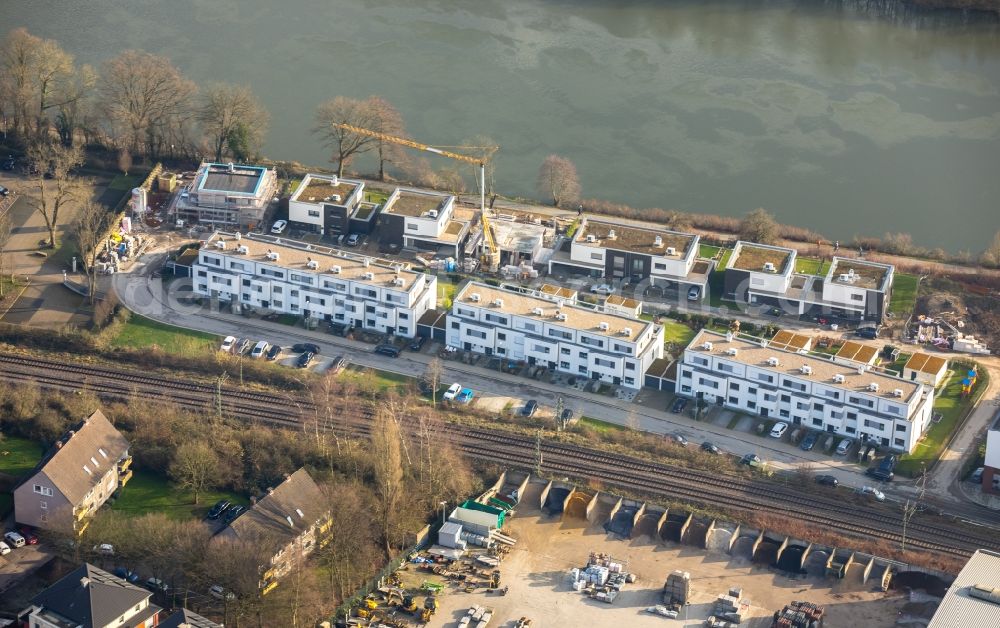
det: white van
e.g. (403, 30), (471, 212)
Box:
(250, 341), (269, 359)
(3, 531), (25, 548)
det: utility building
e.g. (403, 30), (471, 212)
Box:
(678, 330), (934, 452)
(192, 232), (436, 337)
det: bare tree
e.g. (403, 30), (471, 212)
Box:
(536, 154), (581, 208)
(368, 96), (407, 181)
(169, 440), (221, 505)
(739, 208), (779, 245)
(70, 200), (113, 304)
(0, 28), (94, 142)
(100, 50), (197, 157)
(315, 481), (380, 599)
(421, 358), (443, 408)
(312, 96), (379, 177)
(370, 404), (404, 556)
(25, 140), (83, 248)
(0, 209), (11, 297)
(438, 167), (466, 196)
(116, 148), (131, 176)
(981, 230), (1000, 268)
(198, 83), (270, 163)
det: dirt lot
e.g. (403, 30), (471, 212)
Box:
(425, 505), (910, 628)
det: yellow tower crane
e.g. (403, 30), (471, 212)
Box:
(331, 123), (501, 272)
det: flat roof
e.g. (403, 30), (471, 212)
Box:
(905, 352), (948, 375)
(539, 284), (578, 300)
(577, 220), (695, 257)
(836, 341), (879, 365)
(646, 357), (673, 379)
(492, 219), (546, 254)
(928, 550), (1000, 628)
(826, 257), (892, 291)
(204, 232), (422, 291)
(456, 282), (652, 340)
(729, 241), (794, 273)
(291, 174), (360, 206)
(769, 330), (813, 352)
(689, 329), (921, 403)
(198, 163), (268, 196)
(384, 189), (451, 217)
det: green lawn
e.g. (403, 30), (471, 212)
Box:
(699, 244), (721, 259)
(341, 366), (415, 393)
(662, 320), (697, 346)
(437, 277), (461, 309)
(363, 190), (390, 205)
(577, 416), (625, 434)
(109, 314), (218, 356)
(0, 435), (45, 478)
(794, 257), (830, 276)
(110, 469), (247, 521)
(895, 371), (977, 477)
(108, 174), (141, 192)
(889, 273), (920, 317)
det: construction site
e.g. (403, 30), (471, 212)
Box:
(344, 472), (943, 627)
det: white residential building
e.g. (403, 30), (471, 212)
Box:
(678, 330), (935, 453)
(446, 282), (665, 389)
(378, 187), (472, 257)
(192, 232), (436, 338)
(288, 173), (378, 237)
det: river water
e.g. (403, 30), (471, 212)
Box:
(8, 0), (1000, 251)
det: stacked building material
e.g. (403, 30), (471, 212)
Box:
(710, 587), (747, 625)
(588, 552), (625, 573)
(663, 570), (691, 605)
(771, 601), (824, 628)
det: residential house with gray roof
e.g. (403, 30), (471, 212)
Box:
(21, 563), (160, 628)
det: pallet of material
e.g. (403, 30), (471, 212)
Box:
(771, 601), (825, 628)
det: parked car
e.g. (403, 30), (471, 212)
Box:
(560, 408), (574, 423)
(291, 342), (321, 354)
(858, 486), (886, 502)
(866, 454), (897, 481)
(250, 340), (269, 359)
(296, 351), (316, 369)
(670, 397), (688, 414)
(443, 383), (462, 401)
(769, 422), (788, 439)
(456, 388), (475, 404)
(235, 338), (252, 354)
(669, 433), (689, 446)
(687, 286), (701, 301)
(206, 500), (231, 520)
(590, 283), (615, 295)
(970, 467), (985, 483)
(346, 233), (361, 246)
(521, 400), (538, 417)
(815, 474), (839, 487)
(0, 185), (9, 197)
(409, 336), (427, 351)
(700, 441), (721, 455)
(210, 584), (236, 600)
(0, 541), (10, 556)
(855, 324), (880, 339)
(329, 355), (347, 373)
(220, 336), (237, 353)
(800, 432), (818, 451)
(113, 567), (140, 583)
(835, 438), (854, 456)
(94, 543), (115, 556)
(18, 527), (38, 545)
(223, 505), (246, 524)
(266, 344), (282, 360)
(3, 531), (25, 548)
(374, 344), (400, 358)
(270, 219), (287, 234)
(145, 577), (169, 593)
(739, 453), (762, 467)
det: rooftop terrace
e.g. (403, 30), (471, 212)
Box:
(577, 220), (695, 257)
(204, 232), (422, 291)
(456, 282), (652, 340)
(729, 242), (794, 273)
(292, 175), (360, 206)
(769, 330), (813, 352)
(835, 341), (879, 365)
(384, 189), (451, 217)
(689, 329), (921, 403)
(904, 352), (947, 375)
(826, 257), (892, 291)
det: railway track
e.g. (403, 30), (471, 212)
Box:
(3, 353), (997, 559)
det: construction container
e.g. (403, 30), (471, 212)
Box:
(439, 522), (463, 548)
